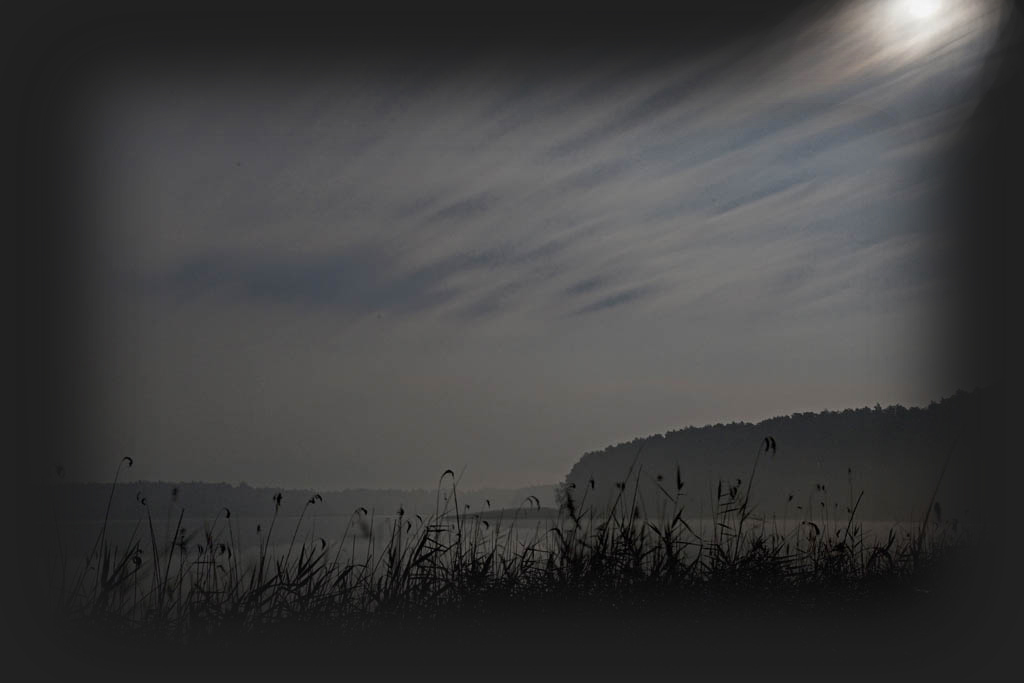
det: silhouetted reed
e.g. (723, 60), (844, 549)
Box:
(48, 439), (967, 641)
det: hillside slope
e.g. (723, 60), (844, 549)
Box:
(561, 390), (992, 521)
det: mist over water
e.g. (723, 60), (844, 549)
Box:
(61, 513), (929, 571)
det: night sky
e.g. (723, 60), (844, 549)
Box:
(59, 1), (1008, 488)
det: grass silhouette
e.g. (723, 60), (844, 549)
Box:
(48, 439), (967, 643)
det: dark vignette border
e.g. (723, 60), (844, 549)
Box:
(11, 2), (1020, 678)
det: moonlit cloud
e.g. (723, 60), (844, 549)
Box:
(79, 1), (1006, 489)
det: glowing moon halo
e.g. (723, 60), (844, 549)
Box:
(905, 0), (940, 19)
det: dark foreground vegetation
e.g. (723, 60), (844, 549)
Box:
(45, 437), (977, 658)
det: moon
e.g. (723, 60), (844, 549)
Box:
(905, 0), (940, 19)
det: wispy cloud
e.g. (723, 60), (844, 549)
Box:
(85, 0), (1003, 488)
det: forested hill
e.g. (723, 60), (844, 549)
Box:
(561, 390), (992, 522)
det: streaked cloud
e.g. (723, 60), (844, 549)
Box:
(81, 0), (1006, 489)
